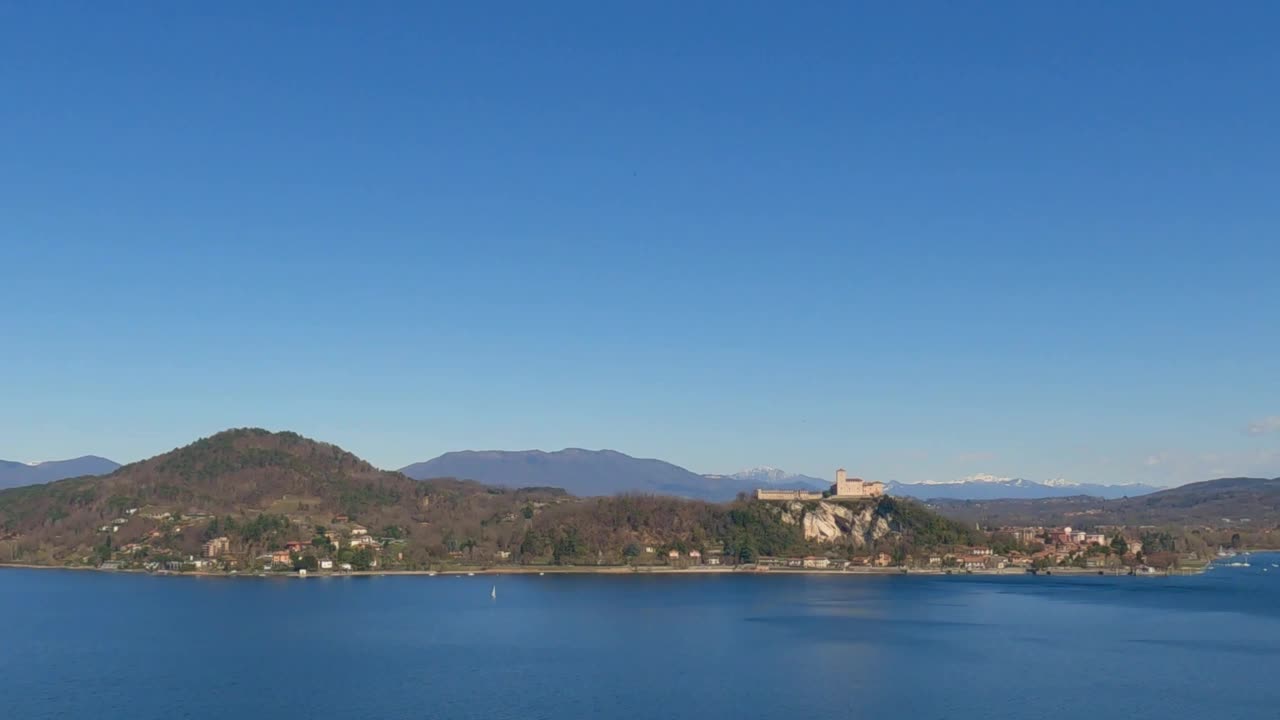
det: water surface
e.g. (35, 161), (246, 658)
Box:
(2, 558), (1277, 719)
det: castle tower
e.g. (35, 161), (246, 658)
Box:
(836, 468), (847, 486)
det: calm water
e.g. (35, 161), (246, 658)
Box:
(3, 558), (1279, 719)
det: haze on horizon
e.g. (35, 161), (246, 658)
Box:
(2, 4), (1277, 488)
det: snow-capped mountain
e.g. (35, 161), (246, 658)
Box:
(719, 466), (828, 488)
(887, 474), (1161, 500)
(915, 473), (1036, 486)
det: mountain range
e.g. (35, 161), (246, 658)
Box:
(925, 476), (1280, 528)
(0, 456), (120, 490)
(0, 446), (1167, 504)
(703, 467), (828, 490)
(886, 474), (1162, 501)
(402, 452), (1161, 502)
(400, 449), (801, 501)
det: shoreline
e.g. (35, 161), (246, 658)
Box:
(0, 561), (1207, 579)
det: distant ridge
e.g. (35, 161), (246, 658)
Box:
(0, 455), (120, 489)
(707, 467), (828, 490)
(886, 474), (1161, 501)
(927, 476), (1280, 527)
(401, 449), (763, 501)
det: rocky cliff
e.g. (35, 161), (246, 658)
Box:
(777, 499), (895, 547)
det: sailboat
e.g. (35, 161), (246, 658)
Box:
(491, 584), (497, 599)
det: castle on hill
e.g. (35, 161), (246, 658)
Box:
(756, 468), (886, 501)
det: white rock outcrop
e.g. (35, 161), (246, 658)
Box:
(779, 499), (895, 547)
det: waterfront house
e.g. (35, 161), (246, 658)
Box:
(349, 535), (378, 549)
(271, 550), (292, 565)
(350, 525), (368, 536)
(689, 550), (702, 563)
(667, 549), (680, 561)
(339, 563), (353, 571)
(971, 547), (993, 556)
(319, 559), (333, 570)
(802, 556), (830, 569)
(705, 556), (721, 566)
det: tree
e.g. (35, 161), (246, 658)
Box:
(623, 543), (640, 563)
(552, 527), (582, 565)
(1110, 534), (1129, 556)
(1230, 533), (1243, 550)
(293, 554), (319, 572)
(350, 547), (375, 571)
(891, 545), (908, 566)
(93, 536), (113, 564)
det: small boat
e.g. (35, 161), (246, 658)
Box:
(1226, 562), (1251, 568)
(467, 572), (475, 576)
(491, 585), (497, 599)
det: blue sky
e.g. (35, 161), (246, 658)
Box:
(2, 2), (1277, 486)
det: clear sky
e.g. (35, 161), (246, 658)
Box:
(2, 2), (1278, 486)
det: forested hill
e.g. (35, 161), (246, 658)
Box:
(0, 428), (980, 570)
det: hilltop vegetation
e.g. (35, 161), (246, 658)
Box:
(0, 428), (1022, 570)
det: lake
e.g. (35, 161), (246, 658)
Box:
(2, 558), (1278, 719)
